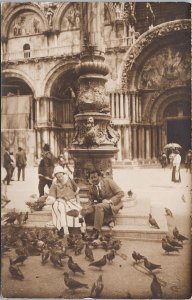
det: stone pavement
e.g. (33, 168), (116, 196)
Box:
(1, 166), (191, 298)
(1, 165), (191, 216)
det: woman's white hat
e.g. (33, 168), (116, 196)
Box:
(54, 165), (65, 176)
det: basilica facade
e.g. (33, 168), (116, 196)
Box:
(1, 2), (191, 164)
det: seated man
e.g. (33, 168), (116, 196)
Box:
(81, 170), (124, 239)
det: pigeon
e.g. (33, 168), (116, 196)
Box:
(12, 255), (28, 265)
(162, 238), (179, 254)
(175, 233), (189, 243)
(90, 274), (104, 298)
(150, 274), (163, 298)
(149, 214), (160, 229)
(63, 272), (88, 291)
(112, 239), (122, 251)
(9, 258), (24, 280)
(23, 212), (29, 223)
(127, 190), (133, 197)
(132, 251), (144, 263)
(143, 257), (162, 272)
(165, 208), (173, 217)
(41, 248), (50, 264)
(50, 250), (63, 267)
(89, 255), (107, 270)
(106, 249), (115, 263)
(3, 211), (18, 225)
(181, 194), (186, 203)
(165, 236), (183, 248)
(16, 212), (23, 226)
(85, 243), (94, 262)
(68, 256), (85, 275)
(74, 237), (84, 255)
(173, 227), (179, 238)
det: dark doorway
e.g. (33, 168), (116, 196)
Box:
(167, 119), (191, 161)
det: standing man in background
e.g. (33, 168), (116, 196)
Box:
(16, 147), (27, 181)
(3, 147), (13, 185)
(38, 143), (55, 196)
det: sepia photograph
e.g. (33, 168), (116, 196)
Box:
(1, 1), (191, 299)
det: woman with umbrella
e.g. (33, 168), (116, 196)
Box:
(172, 149), (181, 183)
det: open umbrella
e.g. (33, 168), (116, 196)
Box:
(163, 143), (182, 150)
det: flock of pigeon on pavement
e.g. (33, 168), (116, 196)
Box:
(2, 192), (190, 299)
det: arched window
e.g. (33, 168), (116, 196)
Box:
(23, 44), (30, 58)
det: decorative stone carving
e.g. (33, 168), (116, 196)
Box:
(61, 3), (80, 30)
(146, 3), (155, 29)
(72, 116), (110, 148)
(9, 12), (43, 37)
(123, 2), (136, 28)
(106, 121), (120, 146)
(121, 19), (190, 89)
(140, 45), (190, 90)
(46, 7), (55, 27)
(77, 78), (110, 113)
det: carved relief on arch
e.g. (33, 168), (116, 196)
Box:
(2, 4), (48, 38)
(138, 45), (190, 90)
(121, 19), (190, 90)
(9, 12), (44, 37)
(60, 3), (80, 31)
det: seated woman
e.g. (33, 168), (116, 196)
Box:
(46, 166), (85, 238)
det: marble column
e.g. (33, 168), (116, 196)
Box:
(36, 130), (41, 158)
(111, 93), (115, 118)
(50, 130), (55, 154)
(117, 127), (122, 161)
(138, 96), (142, 122)
(124, 93), (129, 120)
(132, 125), (137, 159)
(123, 126), (129, 159)
(128, 125), (132, 160)
(146, 126), (150, 160)
(132, 92), (136, 123)
(115, 93), (119, 118)
(120, 93), (124, 119)
(152, 126), (157, 160)
(141, 126), (145, 160)
(138, 126), (142, 160)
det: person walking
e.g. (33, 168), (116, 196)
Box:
(185, 149), (192, 173)
(172, 149), (181, 183)
(16, 147), (27, 181)
(160, 152), (168, 170)
(10, 151), (16, 180)
(169, 150), (175, 170)
(45, 166), (85, 238)
(3, 147), (13, 185)
(81, 169), (124, 239)
(38, 143), (55, 196)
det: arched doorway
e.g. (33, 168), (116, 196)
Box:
(1, 75), (36, 164)
(164, 100), (191, 161)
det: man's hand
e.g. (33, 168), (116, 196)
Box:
(102, 199), (112, 204)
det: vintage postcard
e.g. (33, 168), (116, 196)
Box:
(1, 1), (191, 299)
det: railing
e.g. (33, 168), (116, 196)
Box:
(2, 36), (135, 61)
(2, 45), (81, 61)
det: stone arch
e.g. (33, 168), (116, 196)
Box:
(53, 2), (80, 32)
(2, 3), (48, 38)
(150, 87), (191, 124)
(43, 61), (79, 97)
(53, 3), (70, 31)
(2, 69), (36, 97)
(118, 19), (190, 90)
